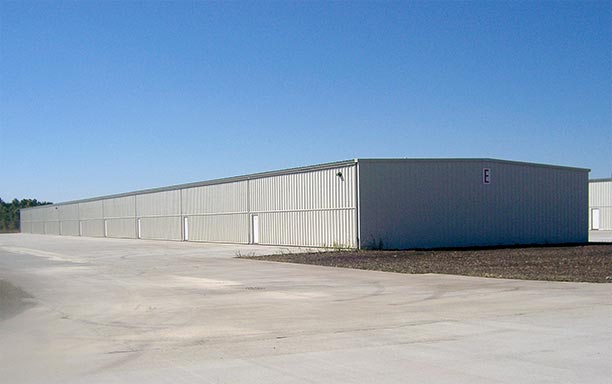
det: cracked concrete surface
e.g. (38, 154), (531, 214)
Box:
(1, 234), (611, 383)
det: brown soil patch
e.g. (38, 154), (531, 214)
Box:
(242, 244), (612, 283)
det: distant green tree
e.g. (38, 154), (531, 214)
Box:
(0, 198), (52, 233)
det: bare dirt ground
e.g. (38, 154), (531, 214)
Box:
(244, 244), (612, 283)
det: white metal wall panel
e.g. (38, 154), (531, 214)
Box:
(105, 218), (136, 239)
(79, 201), (104, 220)
(103, 196), (136, 218)
(249, 166), (355, 212)
(258, 209), (355, 248)
(589, 180), (612, 206)
(358, 160), (588, 249)
(139, 216), (181, 240)
(59, 204), (79, 221)
(21, 222), (32, 233)
(44, 206), (60, 221)
(58, 204), (79, 236)
(80, 219), (104, 237)
(60, 220), (80, 236)
(44, 221), (60, 235)
(20, 209), (31, 222)
(136, 190), (180, 217)
(19, 209), (32, 233)
(31, 221), (45, 234)
(29, 207), (45, 222)
(589, 180), (612, 230)
(181, 182), (248, 215)
(187, 214), (249, 243)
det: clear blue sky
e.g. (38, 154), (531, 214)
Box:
(1, 1), (610, 203)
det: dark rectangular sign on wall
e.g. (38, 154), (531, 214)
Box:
(483, 168), (491, 184)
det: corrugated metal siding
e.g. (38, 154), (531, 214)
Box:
(188, 214), (249, 243)
(58, 204), (79, 236)
(19, 209), (32, 233)
(249, 165), (356, 247)
(589, 180), (612, 230)
(18, 163), (358, 247)
(80, 220), (104, 237)
(105, 218), (136, 239)
(35, 206), (60, 234)
(180, 182), (249, 243)
(59, 204), (79, 221)
(249, 166), (355, 212)
(358, 160), (588, 249)
(44, 206), (60, 221)
(139, 217), (181, 240)
(182, 182), (247, 215)
(20, 207), (44, 234)
(258, 210), (355, 247)
(134, 191), (181, 240)
(20, 209), (31, 222)
(21, 222), (32, 233)
(589, 180), (612, 206)
(79, 201), (103, 220)
(136, 190), (180, 217)
(60, 221), (80, 236)
(30, 207), (45, 222)
(31, 221), (45, 234)
(44, 221), (60, 235)
(104, 196), (136, 218)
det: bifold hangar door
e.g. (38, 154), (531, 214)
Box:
(181, 181), (250, 244)
(248, 164), (357, 248)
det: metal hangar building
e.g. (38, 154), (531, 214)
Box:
(20, 158), (588, 249)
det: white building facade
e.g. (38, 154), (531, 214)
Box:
(21, 158), (589, 249)
(589, 178), (612, 231)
